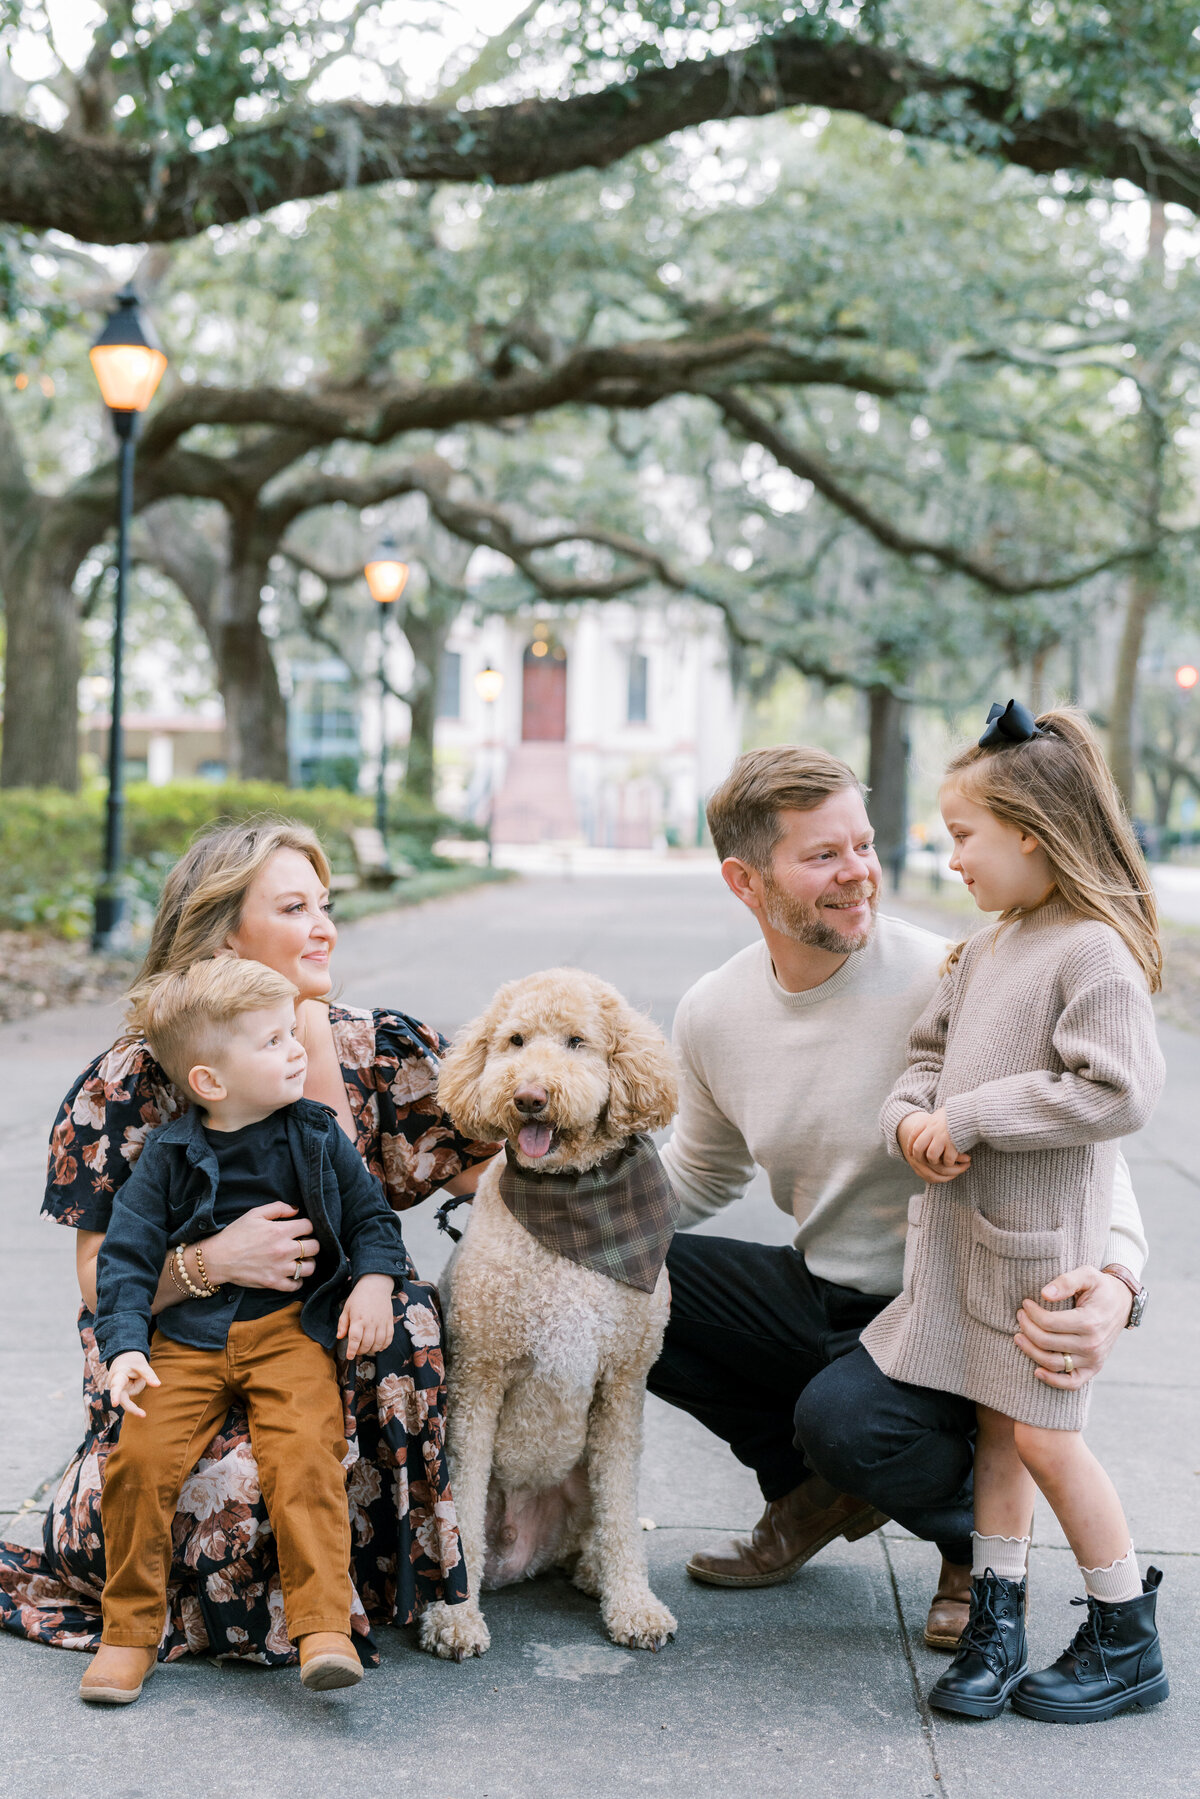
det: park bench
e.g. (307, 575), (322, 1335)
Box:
(349, 826), (416, 888)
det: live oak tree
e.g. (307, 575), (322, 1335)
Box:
(0, 2), (1198, 239)
(2, 87), (1197, 804)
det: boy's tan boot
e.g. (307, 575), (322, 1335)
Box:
(299, 1632), (363, 1691)
(79, 1643), (158, 1704)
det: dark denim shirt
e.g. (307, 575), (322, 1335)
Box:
(94, 1097), (408, 1363)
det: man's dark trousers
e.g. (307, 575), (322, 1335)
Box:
(648, 1233), (975, 1566)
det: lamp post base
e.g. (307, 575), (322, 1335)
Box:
(92, 893), (130, 955)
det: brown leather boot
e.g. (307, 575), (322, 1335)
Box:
(299, 1631), (363, 1691)
(686, 1474), (889, 1588)
(924, 1558), (972, 1649)
(79, 1643), (158, 1705)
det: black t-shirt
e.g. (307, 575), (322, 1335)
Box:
(203, 1110), (308, 1322)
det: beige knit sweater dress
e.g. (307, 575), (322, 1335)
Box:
(860, 901), (1164, 1429)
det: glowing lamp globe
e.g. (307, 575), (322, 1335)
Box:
(475, 666), (504, 705)
(364, 534), (410, 604)
(1175, 664), (1199, 691)
(89, 288), (167, 414)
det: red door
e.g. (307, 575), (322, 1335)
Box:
(521, 644), (567, 741)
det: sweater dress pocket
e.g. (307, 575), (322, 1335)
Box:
(966, 1211), (1066, 1335)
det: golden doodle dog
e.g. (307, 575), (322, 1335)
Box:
(420, 967), (680, 1661)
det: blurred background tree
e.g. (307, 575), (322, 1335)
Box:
(1, 0), (1199, 865)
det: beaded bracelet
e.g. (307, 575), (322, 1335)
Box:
(193, 1243), (218, 1296)
(166, 1250), (191, 1297)
(173, 1242), (219, 1300)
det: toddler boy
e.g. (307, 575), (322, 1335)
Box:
(80, 957), (408, 1704)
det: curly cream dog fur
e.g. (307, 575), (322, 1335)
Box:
(419, 967), (679, 1660)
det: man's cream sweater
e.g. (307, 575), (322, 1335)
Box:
(660, 913), (1147, 1297)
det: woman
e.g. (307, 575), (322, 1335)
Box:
(0, 820), (496, 1664)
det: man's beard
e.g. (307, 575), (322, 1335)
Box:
(761, 872), (878, 954)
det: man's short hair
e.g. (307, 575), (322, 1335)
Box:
(142, 957), (299, 1093)
(706, 745), (863, 871)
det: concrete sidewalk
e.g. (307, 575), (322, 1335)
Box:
(0, 873), (1195, 1798)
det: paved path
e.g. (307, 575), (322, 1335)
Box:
(0, 873), (1195, 1798)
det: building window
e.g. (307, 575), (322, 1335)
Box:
(627, 652), (649, 724)
(438, 650), (462, 718)
(304, 682), (356, 742)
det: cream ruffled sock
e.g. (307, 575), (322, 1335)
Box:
(1080, 1543), (1141, 1604)
(971, 1532), (1029, 1581)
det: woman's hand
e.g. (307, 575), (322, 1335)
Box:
(897, 1109), (971, 1184)
(202, 1202), (322, 1292)
(77, 1205), (322, 1319)
(337, 1274), (396, 1359)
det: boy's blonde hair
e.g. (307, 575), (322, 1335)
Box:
(142, 958), (299, 1094)
(944, 706), (1161, 992)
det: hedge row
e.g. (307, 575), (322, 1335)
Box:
(0, 781), (469, 937)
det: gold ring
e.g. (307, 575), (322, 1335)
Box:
(1061, 1353), (1075, 1376)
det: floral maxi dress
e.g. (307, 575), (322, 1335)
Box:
(0, 1004), (496, 1664)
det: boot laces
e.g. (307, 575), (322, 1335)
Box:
(956, 1576), (1011, 1675)
(1067, 1595), (1114, 1684)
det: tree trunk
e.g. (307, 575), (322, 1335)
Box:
(1109, 568), (1156, 810)
(866, 683), (909, 890)
(214, 522), (290, 783)
(1110, 202), (1168, 814)
(0, 504), (90, 789)
(1148, 770), (1175, 831)
(400, 606), (451, 802)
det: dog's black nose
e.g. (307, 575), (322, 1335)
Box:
(514, 1086), (548, 1115)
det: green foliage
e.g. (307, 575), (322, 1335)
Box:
(0, 780), (464, 937)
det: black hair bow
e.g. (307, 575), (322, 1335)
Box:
(978, 699), (1044, 749)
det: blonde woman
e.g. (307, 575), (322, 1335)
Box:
(0, 820), (496, 1667)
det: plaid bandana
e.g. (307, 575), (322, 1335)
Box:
(498, 1133), (679, 1293)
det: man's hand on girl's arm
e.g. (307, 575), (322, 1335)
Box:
(1014, 1267), (1134, 1388)
(108, 1352), (160, 1417)
(897, 1109), (971, 1184)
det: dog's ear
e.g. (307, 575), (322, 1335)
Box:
(436, 1001), (500, 1140)
(601, 991), (678, 1137)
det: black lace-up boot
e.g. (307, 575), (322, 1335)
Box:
(1011, 1567), (1168, 1723)
(928, 1570), (1028, 1719)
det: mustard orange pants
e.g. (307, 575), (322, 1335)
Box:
(100, 1304), (352, 1648)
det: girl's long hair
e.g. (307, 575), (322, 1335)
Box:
(125, 818), (332, 1034)
(944, 707), (1161, 992)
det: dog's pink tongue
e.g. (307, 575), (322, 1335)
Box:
(518, 1121), (553, 1159)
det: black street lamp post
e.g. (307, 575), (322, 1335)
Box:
(363, 533), (410, 842)
(474, 664), (504, 867)
(88, 288), (167, 951)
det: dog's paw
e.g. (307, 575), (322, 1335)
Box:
(420, 1600), (491, 1661)
(603, 1594), (677, 1652)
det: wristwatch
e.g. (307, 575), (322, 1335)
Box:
(1102, 1263), (1148, 1329)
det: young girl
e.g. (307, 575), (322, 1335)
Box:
(861, 700), (1168, 1724)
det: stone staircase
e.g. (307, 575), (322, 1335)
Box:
(490, 743), (579, 844)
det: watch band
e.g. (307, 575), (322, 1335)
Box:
(1101, 1263), (1147, 1327)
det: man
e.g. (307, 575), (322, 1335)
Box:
(651, 746), (1148, 1647)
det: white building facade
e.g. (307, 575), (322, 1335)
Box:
(433, 598), (741, 849)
